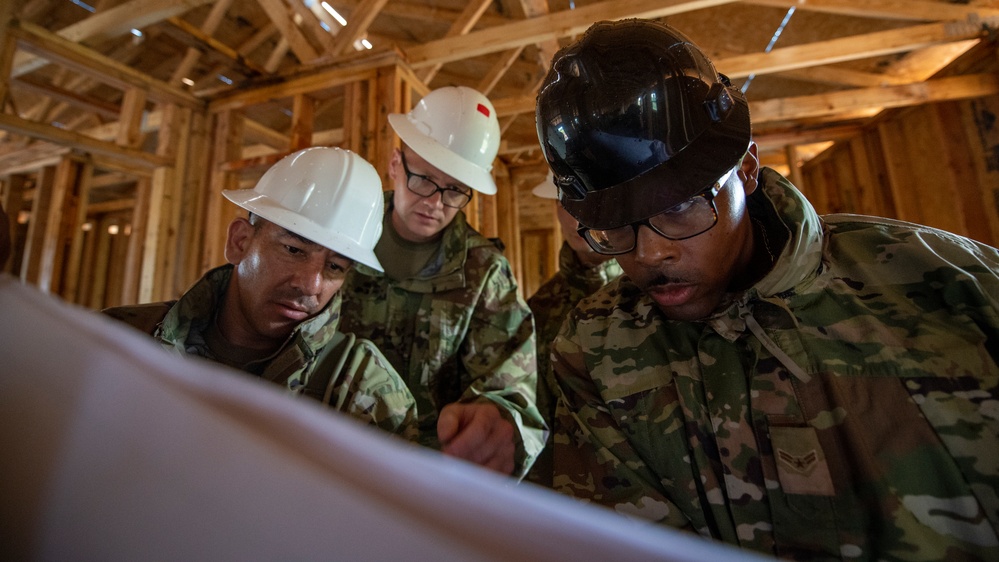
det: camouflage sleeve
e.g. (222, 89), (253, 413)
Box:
(526, 274), (572, 486)
(550, 312), (694, 529)
(102, 302), (174, 336)
(329, 337), (419, 442)
(460, 255), (547, 479)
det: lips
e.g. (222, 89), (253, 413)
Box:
(415, 210), (439, 223)
(647, 282), (697, 308)
(274, 301), (310, 321)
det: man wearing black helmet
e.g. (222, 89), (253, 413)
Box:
(537, 19), (999, 560)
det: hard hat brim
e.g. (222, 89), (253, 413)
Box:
(531, 173), (557, 199)
(223, 189), (385, 273)
(389, 113), (498, 196)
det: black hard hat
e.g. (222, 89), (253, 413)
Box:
(536, 19), (751, 229)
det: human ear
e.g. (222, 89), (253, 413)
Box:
(387, 148), (402, 183)
(738, 142), (761, 196)
(224, 217), (254, 265)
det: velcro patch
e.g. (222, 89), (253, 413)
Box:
(770, 426), (835, 496)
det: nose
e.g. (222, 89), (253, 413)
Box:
(632, 224), (680, 266)
(423, 188), (445, 209)
(290, 258), (324, 296)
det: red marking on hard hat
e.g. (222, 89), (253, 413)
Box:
(476, 103), (490, 117)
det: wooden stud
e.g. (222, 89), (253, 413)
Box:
(60, 160), (94, 304)
(373, 65), (402, 182)
(117, 87), (148, 148)
(202, 109), (243, 272)
(122, 175), (151, 304)
(87, 215), (114, 309)
(19, 165), (54, 286)
(179, 109), (211, 295)
(1, 173), (26, 274)
(492, 159), (522, 294)
(290, 93), (314, 151)
(106, 215), (131, 309)
(36, 158), (78, 292)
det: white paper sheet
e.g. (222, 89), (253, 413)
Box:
(0, 274), (765, 561)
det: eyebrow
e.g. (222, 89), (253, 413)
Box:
(403, 150), (470, 192)
(277, 227), (351, 265)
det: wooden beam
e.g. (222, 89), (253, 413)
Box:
(751, 74), (999, 122)
(10, 76), (121, 120)
(717, 21), (986, 79)
(515, 0), (560, 76)
(166, 15), (268, 76)
(255, 0), (319, 62)
(746, 0), (999, 22)
(417, 0), (493, 84)
(754, 124), (864, 149)
(244, 118), (288, 150)
(86, 198), (137, 214)
(0, 113), (169, 169)
(208, 51), (397, 112)
(12, 0), (217, 77)
(288, 0), (337, 55)
(330, 0), (390, 56)
(169, 0), (235, 86)
(0, 29), (17, 115)
(404, 0), (740, 68)
(776, 67), (916, 89)
(477, 47), (525, 96)
(10, 21), (203, 109)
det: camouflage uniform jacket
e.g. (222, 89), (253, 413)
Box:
(526, 241), (621, 486)
(104, 264), (418, 440)
(551, 168), (999, 561)
(340, 192), (546, 478)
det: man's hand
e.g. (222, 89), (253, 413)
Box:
(437, 402), (516, 475)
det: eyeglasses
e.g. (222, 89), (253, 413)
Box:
(399, 151), (473, 209)
(576, 168), (734, 255)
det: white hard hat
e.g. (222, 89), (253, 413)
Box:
(388, 86), (501, 195)
(223, 147), (385, 272)
(531, 172), (557, 199)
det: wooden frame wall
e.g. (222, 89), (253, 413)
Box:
(0, 20), (206, 307)
(799, 94), (999, 247)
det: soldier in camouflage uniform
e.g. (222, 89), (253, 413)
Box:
(526, 175), (622, 487)
(536, 19), (999, 560)
(105, 148), (417, 440)
(340, 86), (545, 477)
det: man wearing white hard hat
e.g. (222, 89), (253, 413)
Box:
(105, 147), (417, 439)
(340, 86), (545, 477)
(524, 173), (622, 487)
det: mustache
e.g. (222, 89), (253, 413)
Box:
(637, 273), (692, 291)
(279, 292), (322, 314)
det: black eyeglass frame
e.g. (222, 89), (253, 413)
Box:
(399, 151), (473, 209)
(576, 181), (725, 256)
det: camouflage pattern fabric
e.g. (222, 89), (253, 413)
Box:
(340, 192), (546, 478)
(550, 168), (999, 560)
(104, 264), (418, 440)
(526, 241), (621, 486)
